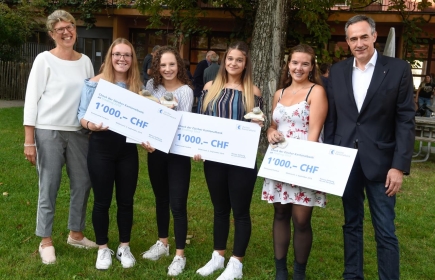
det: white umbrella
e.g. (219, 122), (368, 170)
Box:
(383, 27), (395, 57)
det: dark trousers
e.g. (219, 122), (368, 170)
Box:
(204, 161), (257, 257)
(88, 130), (139, 245)
(147, 150), (191, 249)
(342, 154), (399, 280)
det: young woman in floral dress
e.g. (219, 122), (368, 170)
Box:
(262, 44), (328, 280)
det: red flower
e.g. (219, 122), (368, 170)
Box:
(303, 197), (311, 203)
(283, 191), (289, 200)
(269, 195), (275, 202)
(294, 193), (302, 202)
(262, 191), (269, 200)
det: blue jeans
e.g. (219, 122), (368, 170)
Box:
(418, 97), (432, 117)
(342, 155), (399, 280)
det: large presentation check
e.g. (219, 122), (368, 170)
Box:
(83, 79), (181, 153)
(169, 112), (261, 168)
(258, 139), (357, 196)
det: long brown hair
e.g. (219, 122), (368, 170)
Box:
(150, 46), (192, 90)
(201, 41), (255, 113)
(102, 38), (142, 94)
(280, 44), (322, 89)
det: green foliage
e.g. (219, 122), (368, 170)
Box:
(31, 0), (133, 29)
(0, 2), (40, 62)
(8, 0), (431, 64)
(134, 0), (257, 46)
(134, 0), (209, 47)
(211, 0), (258, 41)
(287, 0), (338, 63)
(387, 0), (433, 66)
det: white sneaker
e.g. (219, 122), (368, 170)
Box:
(216, 257), (243, 280)
(96, 248), (114, 270)
(167, 255), (186, 276)
(116, 246), (136, 268)
(196, 251), (225, 276)
(141, 240), (169, 260)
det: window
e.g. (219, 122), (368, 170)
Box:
(130, 29), (176, 73)
(407, 41), (435, 89)
(189, 33), (231, 73)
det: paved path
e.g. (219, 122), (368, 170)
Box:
(0, 100), (24, 108)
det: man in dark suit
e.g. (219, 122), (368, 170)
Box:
(192, 50), (216, 98)
(324, 15), (415, 280)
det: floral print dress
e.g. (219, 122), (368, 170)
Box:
(261, 88), (326, 208)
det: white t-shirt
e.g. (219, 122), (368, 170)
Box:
(23, 51), (94, 131)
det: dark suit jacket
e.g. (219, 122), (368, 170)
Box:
(193, 59), (209, 97)
(324, 53), (415, 182)
(320, 76), (328, 92)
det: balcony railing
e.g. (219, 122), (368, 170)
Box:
(332, 0), (435, 12)
(7, 0), (434, 11)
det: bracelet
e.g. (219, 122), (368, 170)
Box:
(86, 121), (90, 130)
(24, 143), (36, 147)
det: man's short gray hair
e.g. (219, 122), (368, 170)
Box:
(210, 53), (219, 62)
(345, 15), (376, 39)
(152, 45), (161, 52)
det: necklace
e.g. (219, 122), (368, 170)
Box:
(291, 84), (312, 95)
(227, 82), (241, 89)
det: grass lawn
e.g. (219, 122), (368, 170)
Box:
(1, 106), (434, 279)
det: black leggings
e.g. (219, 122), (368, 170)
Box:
(204, 161), (257, 257)
(147, 150), (191, 250)
(88, 130), (139, 245)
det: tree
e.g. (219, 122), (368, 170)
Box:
(250, 0), (289, 149)
(0, 2), (40, 61)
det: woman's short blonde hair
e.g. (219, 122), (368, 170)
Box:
(46, 10), (76, 32)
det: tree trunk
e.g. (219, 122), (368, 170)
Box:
(250, 0), (289, 153)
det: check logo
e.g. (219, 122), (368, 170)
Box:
(118, 252), (122, 257)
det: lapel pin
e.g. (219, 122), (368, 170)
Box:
(384, 71), (386, 74)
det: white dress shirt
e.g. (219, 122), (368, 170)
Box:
(352, 50), (378, 112)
